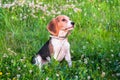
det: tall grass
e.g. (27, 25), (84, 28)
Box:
(0, 0), (120, 79)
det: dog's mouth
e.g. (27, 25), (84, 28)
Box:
(65, 26), (74, 30)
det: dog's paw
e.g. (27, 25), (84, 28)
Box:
(68, 61), (72, 67)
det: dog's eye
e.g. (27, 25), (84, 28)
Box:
(62, 19), (66, 21)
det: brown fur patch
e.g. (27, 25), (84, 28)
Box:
(49, 39), (54, 55)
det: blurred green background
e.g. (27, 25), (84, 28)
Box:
(0, 0), (120, 79)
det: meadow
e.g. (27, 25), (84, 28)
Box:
(0, 0), (120, 80)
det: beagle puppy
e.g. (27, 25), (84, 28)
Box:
(32, 15), (75, 68)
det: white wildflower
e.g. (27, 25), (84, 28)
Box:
(75, 75), (78, 79)
(18, 67), (21, 70)
(46, 77), (49, 80)
(51, 10), (56, 14)
(74, 8), (82, 13)
(17, 74), (21, 78)
(17, 0), (26, 6)
(7, 48), (17, 56)
(11, 60), (14, 63)
(6, 67), (9, 70)
(20, 13), (22, 17)
(29, 1), (35, 8)
(2, 2), (15, 8)
(31, 14), (37, 18)
(3, 53), (8, 58)
(71, 4), (75, 8)
(23, 15), (27, 19)
(29, 70), (32, 73)
(56, 11), (61, 15)
(87, 76), (91, 80)
(56, 73), (59, 77)
(81, 54), (85, 59)
(101, 71), (105, 77)
(97, 67), (100, 70)
(111, 54), (114, 57)
(20, 58), (24, 62)
(84, 58), (88, 64)
(116, 73), (120, 76)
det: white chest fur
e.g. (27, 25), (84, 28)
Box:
(51, 38), (70, 61)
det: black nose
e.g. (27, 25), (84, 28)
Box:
(71, 22), (75, 25)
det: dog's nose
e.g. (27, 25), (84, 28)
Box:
(71, 22), (75, 25)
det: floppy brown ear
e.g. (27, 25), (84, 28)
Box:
(47, 18), (58, 36)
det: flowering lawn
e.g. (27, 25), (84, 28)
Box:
(0, 0), (120, 80)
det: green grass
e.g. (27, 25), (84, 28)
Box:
(0, 0), (120, 80)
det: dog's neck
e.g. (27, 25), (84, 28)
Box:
(50, 30), (70, 40)
(50, 35), (66, 40)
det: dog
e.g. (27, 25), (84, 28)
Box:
(32, 15), (75, 69)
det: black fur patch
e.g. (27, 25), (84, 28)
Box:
(37, 39), (51, 60)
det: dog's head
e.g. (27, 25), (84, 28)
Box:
(47, 15), (75, 37)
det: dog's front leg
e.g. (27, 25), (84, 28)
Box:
(65, 50), (72, 67)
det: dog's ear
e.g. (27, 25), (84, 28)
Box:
(47, 18), (58, 36)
